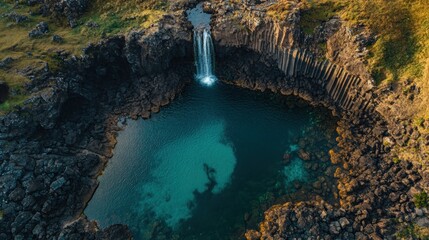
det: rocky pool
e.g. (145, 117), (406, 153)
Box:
(85, 82), (339, 239)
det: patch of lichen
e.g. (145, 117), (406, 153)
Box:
(0, 0), (167, 113)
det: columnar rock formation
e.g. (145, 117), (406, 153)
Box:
(212, 15), (375, 114)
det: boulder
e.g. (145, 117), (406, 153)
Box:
(52, 35), (64, 43)
(4, 12), (28, 23)
(29, 22), (49, 38)
(298, 149), (311, 161)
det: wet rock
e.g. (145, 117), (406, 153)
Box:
(29, 22), (49, 38)
(50, 177), (66, 191)
(298, 149), (311, 161)
(282, 152), (291, 164)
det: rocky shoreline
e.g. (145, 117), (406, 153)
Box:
(0, 0), (428, 239)
(0, 10), (194, 239)
(209, 0), (427, 238)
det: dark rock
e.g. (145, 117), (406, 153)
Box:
(42, 0), (90, 27)
(25, 179), (44, 193)
(4, 12), (28, 23)
(11, 211), (32, 233)
(329, 221), (341, 234)
(50, 177), (66, 191)
(0, 57), (14, 68)
(298, 149), (311, 161)
(52, 35), (64, 43)
(29, 22), (49, 38)
(202, 2), (215, 14)
(0, 81), (9, 103)
(8, 187), (25, 202)
(85, 21), (99, 28)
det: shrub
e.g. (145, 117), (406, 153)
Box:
(414, 191), (429, 208)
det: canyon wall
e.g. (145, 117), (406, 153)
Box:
(212, 16), (375, 115)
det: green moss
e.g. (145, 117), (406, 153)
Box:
(392, 157), (401, 164)
(396, 223), (429, 240)
(414, 117), (425, 128)
(414, 191), (429, 208)
(300, 1), (342, 35)
(0, 94), (28, 114)
(0, 0), (167, 111)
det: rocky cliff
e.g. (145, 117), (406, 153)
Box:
(206, 0), (427, 239)
(0, 0), (427, 239)
(0, 12), (193, 239)
(210, 0), (375, 116)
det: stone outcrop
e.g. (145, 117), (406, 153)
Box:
(0, 0), (426, 239)
(208, 0), (425, 239)
(211, 0), (375, 115)
(0, 13), (193, 239)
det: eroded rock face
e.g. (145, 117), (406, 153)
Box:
(210, 0), (375, 115)
(41, 0), (90, 27)
(0, 1), (425, 239)
(208, 0), (424, 239)
(0, 14), (193, 239)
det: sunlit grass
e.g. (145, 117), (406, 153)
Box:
(0, 0), (168, 113)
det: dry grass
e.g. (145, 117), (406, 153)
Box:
(0, 0), (167, 113)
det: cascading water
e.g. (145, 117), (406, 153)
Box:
(194, 28), (217, 86)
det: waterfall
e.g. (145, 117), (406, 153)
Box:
(194, 28), (217, 86)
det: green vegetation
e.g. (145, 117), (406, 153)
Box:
(414, 191), (429, 208)
(267, 0), (429, 86)
(338, 0), (427, 85)
(0, 0), (168, 114)
(392, 157), (401, 164)
(300, 1), (341, 35)
(396, 223), (429, 240)
(266, 0), (293, 21)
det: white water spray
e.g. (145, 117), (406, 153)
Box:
(194, 28), (217, 86)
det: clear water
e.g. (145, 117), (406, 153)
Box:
(85, 83), (337, 239)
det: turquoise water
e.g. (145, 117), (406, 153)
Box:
(85, 83), (337, 239)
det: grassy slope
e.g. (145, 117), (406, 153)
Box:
(0, 0), (168, 114)
(269, 0), (429, 116)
